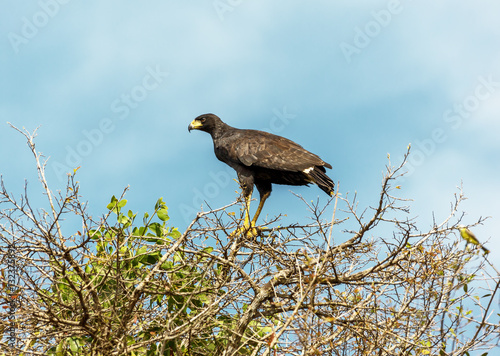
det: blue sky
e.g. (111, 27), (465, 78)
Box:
(1, 1), (499, 259)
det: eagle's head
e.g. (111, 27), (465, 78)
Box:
(188, 113), (222, 134)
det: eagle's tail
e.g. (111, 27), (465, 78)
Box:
(309, 166), (334, 196)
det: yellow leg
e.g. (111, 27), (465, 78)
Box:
(251, 191), (270, 226)
(229, 192), (260, 238)
(243, 193), (252, 229)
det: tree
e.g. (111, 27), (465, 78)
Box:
(1, 127), (499, 356)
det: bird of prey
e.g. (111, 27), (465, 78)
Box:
(458, 225), (489, 254)
(188, 114), (334, 236)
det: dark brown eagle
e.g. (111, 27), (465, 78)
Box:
(188, 113), (334, 235)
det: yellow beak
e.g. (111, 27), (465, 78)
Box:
(188, 119), (203, 132)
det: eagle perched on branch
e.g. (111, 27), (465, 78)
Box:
(188, 114), (334, 236)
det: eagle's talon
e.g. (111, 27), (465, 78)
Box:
(229, 224), (261, 239)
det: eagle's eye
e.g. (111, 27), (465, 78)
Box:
(199, 118), (206, 123)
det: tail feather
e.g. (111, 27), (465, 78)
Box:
(309, 166), (334, 196)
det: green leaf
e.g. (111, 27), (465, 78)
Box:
(107, 196), (127, 214)
(157, 207), (169, 221)
(155, 197), (166, 210)
(118, 199), (127, 208)
(198, 293), (209, 304)
(88, 229), (101, 239)
(161, 261), (173, 270)
(173, 251), (184, 263)
(132, 226), (147, 237)
(260, 326), (273, 334)
(56, 341), (64, 356)
(149, 222), (162, 237)
(69, 338), (78, 352)
(118, 214), (130, 225)
(141, 251), (162, 265)
(107, 195), (118, 210)
(169, 228), (181, 239)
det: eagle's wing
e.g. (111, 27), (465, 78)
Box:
(233, 130), (331, 171)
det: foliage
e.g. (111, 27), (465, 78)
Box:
(0, 128), (499, 356)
